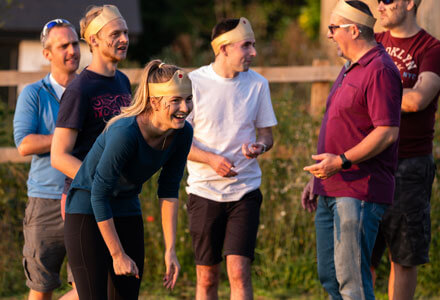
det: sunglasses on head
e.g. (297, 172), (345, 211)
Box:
(377, 0), (395, 4)
(41, 19), (71, 39)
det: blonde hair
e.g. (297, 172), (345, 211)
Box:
(105, 59), (180, 130)
(79, 6), (103, 51)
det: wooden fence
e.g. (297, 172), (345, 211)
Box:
(0, 62), (340, 163)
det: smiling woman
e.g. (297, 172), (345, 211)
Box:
(63, 60), (194, 299)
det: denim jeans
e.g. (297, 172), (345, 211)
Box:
(315, 196), (387, 300)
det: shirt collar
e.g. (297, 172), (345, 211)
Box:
(49, 73), (66, 100)
(344, 43), (384, 73)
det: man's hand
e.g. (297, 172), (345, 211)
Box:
(301, 177), (318, 212)
(208, 153), (238, 177)
(303, 153), (342, 180)
(241, 142), (265, 159)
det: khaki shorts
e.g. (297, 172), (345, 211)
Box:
(22, 197), (73, 292)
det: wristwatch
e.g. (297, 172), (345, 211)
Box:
(340, 153), (352, 170)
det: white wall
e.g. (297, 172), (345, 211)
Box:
(18, 40), (92, 72)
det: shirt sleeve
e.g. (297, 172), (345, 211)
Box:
(367, 68), (402, 127)
(56, 87), (88, 130)
(255, 80), (277, 128)
(90, 126), (137, 222)
(419, 43), (440, 77)
(157, 123), (193, 198)
(13, 85), (40, 147)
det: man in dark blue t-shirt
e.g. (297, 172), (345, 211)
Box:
(51, 5), (131, 217)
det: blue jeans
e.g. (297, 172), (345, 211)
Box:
(315, 196), (387, 300)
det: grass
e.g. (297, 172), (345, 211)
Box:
(0, 84), (439, 299)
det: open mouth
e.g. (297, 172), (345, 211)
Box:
(173, 113), (187, 121)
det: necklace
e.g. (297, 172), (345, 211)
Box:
(161, 134), (167, 151)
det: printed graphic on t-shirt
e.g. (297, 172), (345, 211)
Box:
(383, 46), (418, 86)
(91, 94), (131, 121)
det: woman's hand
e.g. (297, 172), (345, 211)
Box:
(163, 249), (180, 290)
(112, 252), (140, 279)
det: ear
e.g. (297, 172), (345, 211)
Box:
(352, 25), (361, 40)
(407, 0), (416, 12)
(220, 44), (229, 57)
(42, 48), (52, 62)
(150, 97), (160, 111)
(89, 34), (99, 48)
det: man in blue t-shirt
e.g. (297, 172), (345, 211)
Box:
(13, 19), (80, 300)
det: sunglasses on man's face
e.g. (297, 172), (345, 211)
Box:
(377, 0), (395, 4)
(328, 24), (355, 35)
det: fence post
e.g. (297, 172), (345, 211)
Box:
(310, 59), (330, 117)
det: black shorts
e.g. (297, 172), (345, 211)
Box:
(380, 155), (435, 267)
(187, 189), (263, 266)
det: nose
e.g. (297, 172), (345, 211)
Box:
(250, 45), (257, 57)
(120, 32), (129, 44)
(68, 43), (79, 56)
(180, 99), (192, 113)
(327, 28), (333, 39)
(377, 1), (385, 11)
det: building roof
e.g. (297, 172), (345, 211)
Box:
(0, 0), (142, 41)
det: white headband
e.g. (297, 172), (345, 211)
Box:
(84, 5), (123, 43)
(333, 0), (376, 28)
(211, 17), (255, 56)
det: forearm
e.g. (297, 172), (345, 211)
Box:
(256, 127), (274, 152)
(187, 142), (214, 164)
(17, 134), (53, 156)
(97, 218), (125, 257)
(401, 72), (440, 113)
(401, 88), (425, 112)
(344, 126), (399, 164)
(160, 198), (178, 252)
(51, 152), (82, 179)
(51, 127), (81, 179)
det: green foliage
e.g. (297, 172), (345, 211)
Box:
(298, 0), (321, 40)
(0, 163), (29, 296)
(129, 0), (322, 67)
(0, 101), (15, 147)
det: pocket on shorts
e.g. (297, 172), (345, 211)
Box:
(406, 206), (431, 253)
(23, 198), (37, 226)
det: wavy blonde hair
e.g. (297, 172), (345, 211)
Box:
(105, 59), (180, 130)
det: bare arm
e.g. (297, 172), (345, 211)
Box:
(17, 134), (53, 156)
(51, 127), (82, 179)
(304, 126), (399, 179)
(187, 141), (238, 177)
(97, 218), (139, 278)
(160, 198), (180, 290)
(242, 126), (274, 159)
(401, 71), (440, 112)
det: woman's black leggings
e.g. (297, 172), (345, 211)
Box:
(65, 214), (144, 300)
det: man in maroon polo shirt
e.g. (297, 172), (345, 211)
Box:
(370, 1), (440, 299)
(301, 1), (402, 299)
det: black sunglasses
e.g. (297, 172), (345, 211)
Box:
(377, 0), (395, 4)
(328, 24), (355, 35)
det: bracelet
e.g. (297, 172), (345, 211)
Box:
(257, 142), (267, 153)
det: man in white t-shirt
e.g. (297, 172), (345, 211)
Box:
(186, 17), (277, 300)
